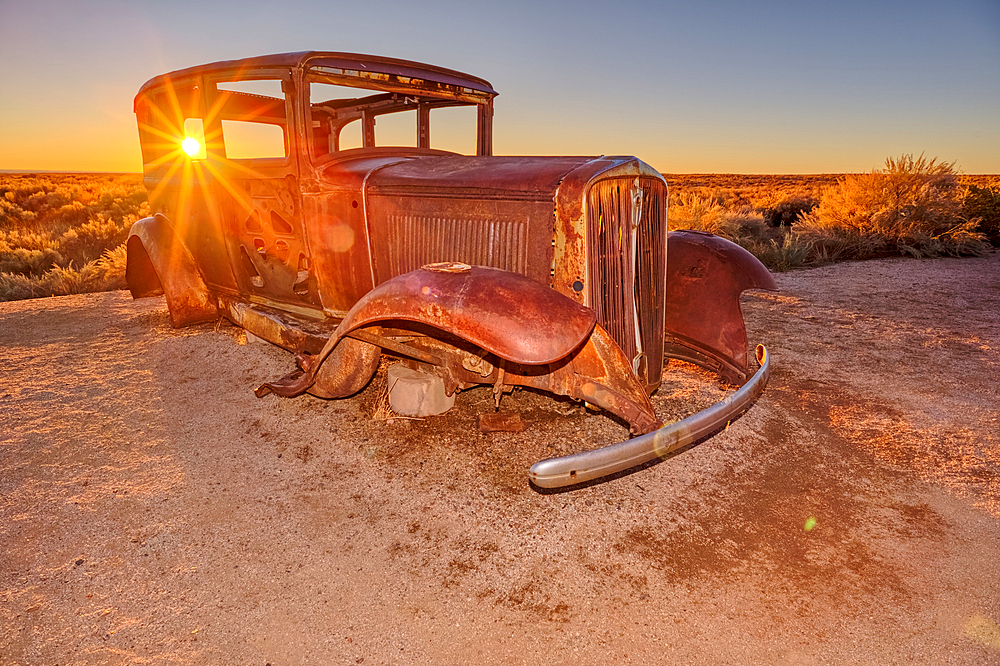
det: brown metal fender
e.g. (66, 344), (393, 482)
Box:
(395, 323), (662, 435)
(256, 264), (660, 431)
(307, 336), (382, 399)
(665, 230), (776, 384)
(256, 263), (599, 398)
(126, 214), (217, 328)
(342, 263), (597, 365)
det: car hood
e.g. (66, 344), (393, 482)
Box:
(363, 155), (604, 200)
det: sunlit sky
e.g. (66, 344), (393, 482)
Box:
(1, 0), (998, 174)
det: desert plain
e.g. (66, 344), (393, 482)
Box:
(2, 252), (999, 664)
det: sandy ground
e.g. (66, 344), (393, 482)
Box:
(2, 252), (1000, 665)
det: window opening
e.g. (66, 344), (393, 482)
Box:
(221, 120), (286, 160)
(430, 106), (476, 155)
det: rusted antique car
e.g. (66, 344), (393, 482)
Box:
(127, 51), (775, 488)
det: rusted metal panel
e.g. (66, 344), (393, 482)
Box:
(395, 323), (662, 436)
(301, 190), (376, 315)
(586, 175), (668, 391)
(138, 51), (498, 103)
(364, 155), (595, 288)
(253, 264), (661, 435)
(664, 230), (777, 384)
(367, 196), (553, 286)
(378, 213), (530, 276)
(334, 264), (597, 366)
(551, 159), (625, 308)
(365, 155), (594, 197)
(218, 174), (317, 306)
(125, 215), (217, 328)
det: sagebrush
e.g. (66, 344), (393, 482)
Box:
(0, 173), (147, 300)
(667, 159), (995, 270)
(794, 155), (989, 260)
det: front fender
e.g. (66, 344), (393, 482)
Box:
(257, 263), (661, 433)
(341, 263), (597, 365)
(125, 214), (217, 328)
(664, 230), (776, 384)
(257, 263), (599, 398)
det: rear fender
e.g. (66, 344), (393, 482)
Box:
(665, 230), (776, 384)
(126, 214), (217, 328)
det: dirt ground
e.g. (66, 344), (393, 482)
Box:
(2, 252), (999, 665)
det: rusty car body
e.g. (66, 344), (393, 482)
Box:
(126, 51), (775, 488)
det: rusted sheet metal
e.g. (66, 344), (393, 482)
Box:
(552, 158), (633, 308)
(334, 263), (597, 365)
(554, 157), (665, 230)
(218, 295), (331, 353)
(307, 335), (382, 398)
(254, 263), (664, 434)
(526, 323), (661, 434)
(125, 214), (217, 328)
(254, 331), (381, 399)
(366, 196), (554, 287)
(138, 51), (498, 103)
(365, 156), (594, 288)
(585, 175), (669, 392)
(664, 230), (777, 384)
(256, 263), (598, 398)
(391, 328), (661, 436)
(366, 155), (596, 198)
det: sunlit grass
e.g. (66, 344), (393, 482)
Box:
(0, 173), (146, 300)
(2, 157), (997, 301)
(667, 157), (998, 270)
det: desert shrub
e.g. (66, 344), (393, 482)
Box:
(58, 213), (133, 265)
(0, 272), (44, 301)
(669, 191), (816, 271)
(796, 154), (989, 260)
(0, 174), (146, 233)
(761, 196), (818, 227)
(664, 174), (836, 216)
(0, 247), (67, 277)
(49, 200), (90, 227)
(1, 229), (60, 253)
(0, 174), (147, 301)
(963, 185), (1000, 246)
(0, 245), (128, 301)
(670, 192), (770, 242)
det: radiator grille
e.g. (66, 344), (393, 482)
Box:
(586, 177), (668, 388)
(384, 215), (528, 277)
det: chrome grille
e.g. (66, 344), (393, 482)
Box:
(384, 214), (528, 277)
(586, 177), (668, 388)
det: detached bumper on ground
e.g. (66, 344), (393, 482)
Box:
(529, 345), (771, 488)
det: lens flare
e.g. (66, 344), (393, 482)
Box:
(181, 137), (201, 158)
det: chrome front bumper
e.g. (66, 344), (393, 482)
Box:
(529, 345), (770, 488)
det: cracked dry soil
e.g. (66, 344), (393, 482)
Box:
(2, 253), (999, 665)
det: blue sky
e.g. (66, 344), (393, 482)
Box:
(1, 0), (997, 173)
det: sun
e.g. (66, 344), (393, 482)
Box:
(181, 136), (201, 158)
